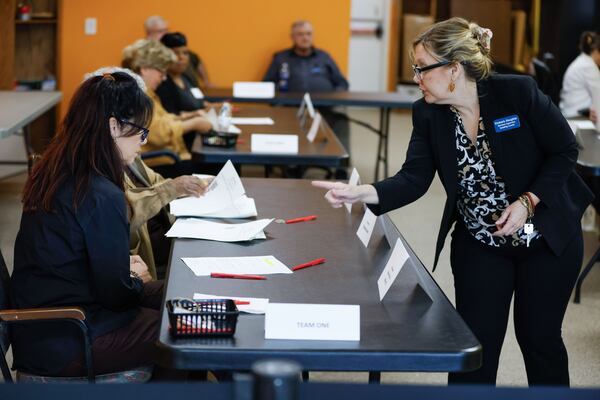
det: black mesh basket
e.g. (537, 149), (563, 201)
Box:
(166, 299), (239, 338)
(200, 131), (238, 147)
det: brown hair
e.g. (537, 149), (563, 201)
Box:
(22, 72), (153, 212)
(412, 17), (494, 81)
(579, 31), (600, 55)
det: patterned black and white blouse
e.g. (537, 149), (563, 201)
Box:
(452, 107), (540, 247)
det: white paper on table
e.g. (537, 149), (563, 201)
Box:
(230, 117), (275, 125)
(344, 168), (361, 212)
(233, 81), (275, 98)
(251, 134), (298, 154)
(172, 194), (257, 218)
(377, 238), (410, 301)
(193, 293), (269, 314)
(170, 160), (245, 215)
(567, 119), (595, 135)
(226, 124), (241, 134)
(182, 255), (292, 276)
(306, 112), (322, 143)
(356, 208), (377, 248)
(166, 218), (272, 242)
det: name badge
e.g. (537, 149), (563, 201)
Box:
(493, 115), (520, 133)
(190, 87), (204, 99)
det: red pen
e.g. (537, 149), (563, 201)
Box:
(234, 300), (251, 305)
(210, 272), (267, 280)
(292, 258), (326, 271)
(285, 215), (317, 224)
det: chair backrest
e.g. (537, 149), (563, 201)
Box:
(0, 248), (13, 382)
(531, 58), (560, 106)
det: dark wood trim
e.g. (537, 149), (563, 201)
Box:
(0, 0), (16, 90)
(0, 306), (86, 322)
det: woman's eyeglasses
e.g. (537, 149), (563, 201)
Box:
(412, 60), (451, 80)
(117, 119), (150, 143)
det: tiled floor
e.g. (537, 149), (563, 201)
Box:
(0, 108), (598, 386)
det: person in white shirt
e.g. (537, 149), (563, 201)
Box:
(560, 31), (600, 122)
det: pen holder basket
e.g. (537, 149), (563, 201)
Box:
(166, 299), (239, 338)
(200, 130), (238, 148)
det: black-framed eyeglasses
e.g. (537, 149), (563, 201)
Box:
(412, 60), (451, 80)
(117, 118), (150, 143)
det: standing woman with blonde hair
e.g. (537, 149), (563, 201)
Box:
(313, 17), (592, 386)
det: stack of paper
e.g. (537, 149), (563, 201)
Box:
(169, 160), (257, 218)
(166, 218), (273, 242)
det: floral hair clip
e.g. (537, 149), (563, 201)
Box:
(474, 26), (493, 52)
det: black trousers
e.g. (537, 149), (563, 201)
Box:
(448, 223), (583, 386)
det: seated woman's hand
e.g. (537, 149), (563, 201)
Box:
(173, 175), (210, 197)
(590, 108), (597, 124)
(130, 255), (152, 283)
(492, 200), (529, 237)
(311, 181), (379, 208)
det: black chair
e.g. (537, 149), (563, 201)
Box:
(531, 57), (560, 106)
(0, 248), (151, 383)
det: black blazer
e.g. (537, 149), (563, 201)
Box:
(370, 74), (593, 270)
(10, 174), (143, 375)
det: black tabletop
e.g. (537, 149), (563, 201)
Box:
(192, 106), (348, 167)
(203, 88), (414, 109)
(156, 179), (481, 372)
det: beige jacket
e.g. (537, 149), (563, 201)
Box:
(143, 88), (190, 166)
(125, 158), (178, 279)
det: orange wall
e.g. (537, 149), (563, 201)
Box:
(58, 0), (351, 117)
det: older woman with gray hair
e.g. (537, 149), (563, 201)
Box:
(122, 39), (213, 177)
(313, 17), (592, 386)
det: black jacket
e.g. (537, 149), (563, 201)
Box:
(10, 174), (143, 375)
(370, 74), (593, 270)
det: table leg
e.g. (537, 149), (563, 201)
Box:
(302, 371), (309, 381)
(374, 108), (391, 181)
(369, 371), (381, 383)
(574, 245), (600, 303)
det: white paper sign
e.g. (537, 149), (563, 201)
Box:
(344, 168), (361, 212)
(306, 112), (322, 143)
(231, 117), (275, 125)
(251, 134), (298, 154)
(303, 92), (315, 118)
(356, 208), (377, 248)
(190, 87), (204, 99)
(377, 238), (410, 300)
(593, 92), (600, 132)
(233, 81), (275, 98)
(182, 255), (292, 276)
(265, 303), (360, 341)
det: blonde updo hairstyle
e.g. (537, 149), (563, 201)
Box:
(413, 17), (494, 82)
(121, 39), (176, 74)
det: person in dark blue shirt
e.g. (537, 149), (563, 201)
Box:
(263, 20), (351, 177)
(11, 69), (163, 377)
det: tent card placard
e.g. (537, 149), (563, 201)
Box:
(356, 208), (377, 247)
(345, 168), (361, 212)
(306, 112), (322, 143)
(377, 238), (409, 300)
(265, 303), (360, 341)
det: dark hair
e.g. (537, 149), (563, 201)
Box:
(161, 32), (187, 48)
(22, 72), (153, 212)
(579, 31), (600, 54)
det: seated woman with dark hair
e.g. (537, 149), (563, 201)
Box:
(10, 70), (162, 377)
(156, 32), (207, 118)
